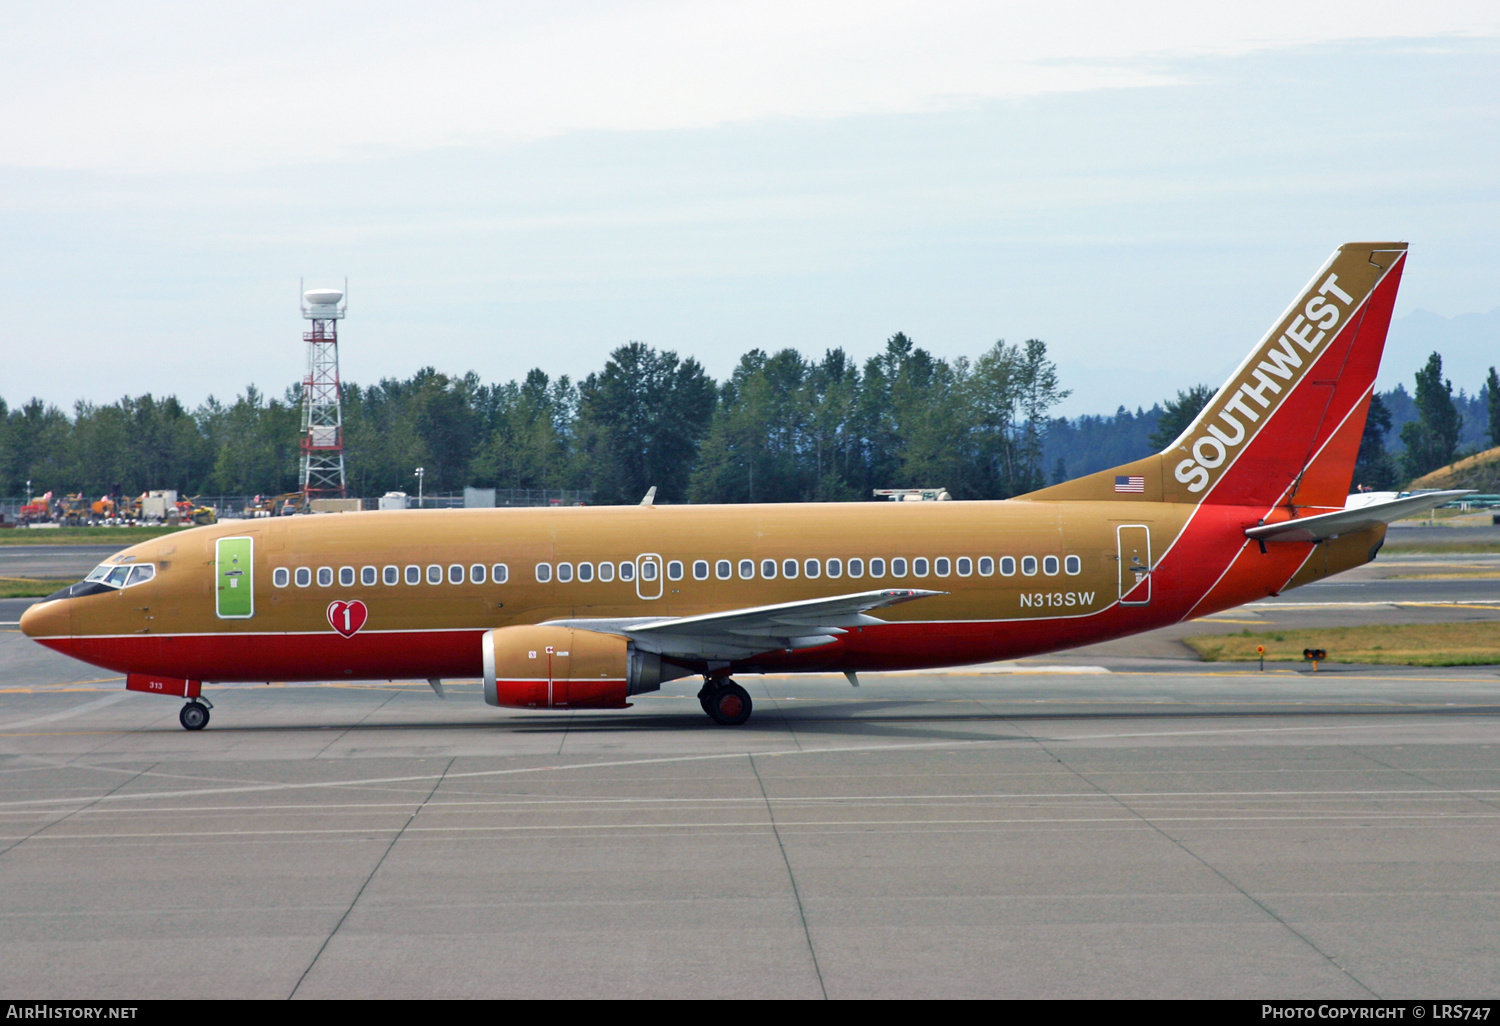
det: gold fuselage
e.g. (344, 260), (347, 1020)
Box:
(20, 498), (1378, 683)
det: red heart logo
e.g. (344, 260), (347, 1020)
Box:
(327, 600), (368, 638)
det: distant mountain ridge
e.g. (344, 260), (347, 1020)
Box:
(1045, 309), (1499, 483)
(1378, 306), (1500, 399)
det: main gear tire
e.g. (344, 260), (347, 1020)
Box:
(704, 681), (752, 726)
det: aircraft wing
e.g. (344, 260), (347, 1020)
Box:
(1245, 490), (1475, 544)
(542, 588), (945, 659)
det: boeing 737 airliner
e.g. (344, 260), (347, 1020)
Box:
(21, 242), (1464, 729)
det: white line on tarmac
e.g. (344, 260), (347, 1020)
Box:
(8, 811), (1500, 842)
(2, 787), (1494, 819)
(0, 717), (1484, 810)
(1248, 600), (1500, 608)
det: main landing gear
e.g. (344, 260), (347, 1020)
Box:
(698, 679), (752, 726)
(179, 698), (213, 731)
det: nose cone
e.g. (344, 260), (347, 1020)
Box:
(19, 598), (70, 640)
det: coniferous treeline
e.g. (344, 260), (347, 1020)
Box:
(0, 335), (1068, 504)
(2, 336), (1493, 503)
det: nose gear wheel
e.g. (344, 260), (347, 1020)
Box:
(179, 701), (210, 731)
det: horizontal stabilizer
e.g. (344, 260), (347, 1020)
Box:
(1244, 491), (1474, 543)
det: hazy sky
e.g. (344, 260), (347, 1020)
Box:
(3, 1), (1498, 417)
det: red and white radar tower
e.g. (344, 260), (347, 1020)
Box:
(299, 283), (348, 501)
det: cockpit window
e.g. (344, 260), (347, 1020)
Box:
(83, 562), (156, 590)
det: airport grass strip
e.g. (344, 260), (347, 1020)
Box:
(1383, 540), (1500, 554)
(0, 526), (192, 545)
(1189, 622), (1500, 667)
(0, 577), (74, 598)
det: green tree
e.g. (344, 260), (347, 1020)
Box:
(802, 349), (864, 501)
(2, 399), (71, 496)
(470, 370), (578, 491)
(202, 387), (301, 495)
(1147, 385), (1217, 451)
(1486, 366), (1499, 448)
(1400, 352), (1462, 479)
(967, 338), (1070, 497)
(690, 349), (815, 503)
(1013, 339), (1071, 494)
(1352, 392), (1397, 491)
(576, 343), (716, 504)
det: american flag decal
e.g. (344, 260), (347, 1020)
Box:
(1114, 475), (1145, 493)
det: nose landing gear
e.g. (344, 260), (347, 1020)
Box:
(179, 698), (213, 731)
(698, 679), (752, 726)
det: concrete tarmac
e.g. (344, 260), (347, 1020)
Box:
(2, 537), (1497, 998)
(2, 623), (1499, 999)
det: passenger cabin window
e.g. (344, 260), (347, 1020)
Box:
(557, 562), (574, 583)
(956, 557), (972, 577)
(492, 563), (509, 584)
(844, 558), (860, 578)
(738, 559), (754, 580)
(597, 562), (613, 582)
(891, 558), (908, 577)
(782, 559), (798, 579)
(470, 564), (487, 585)
(978, 556), (994, 576)
(578, 562), (594, 582)
(295, 567), (312, 587)
(999, 557), (1015, 576)
(361, 566), (377, 586)
(667, 560), (683, 581)
(619, 562), (635, 582)
(1043, 555), (1060, 576)
(273, 568), (290, 588)
(826, 558), (843, 578)
(693, 560), (709, 581)
(1021, 556), (1038, 576)
(641, 561), (657, 581)
(912, 557), (929, 577)
(869, 558), (885, 577)
(339, 566), (355, 587)
(1065, 555), (1082, 575)
(384, 565), (399, 585)
(760, 559), (776, 579)
(449, 564), (465, 585)
(406, 565), (421, 585)
(716, 560), (732, 580)
(426, 564), (442, 585)
(317, 567), (333, 587)
(535, 563), (553, 583)
(804, 558), (820, 579)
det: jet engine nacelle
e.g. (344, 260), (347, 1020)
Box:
(482, 625), (685, 709)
